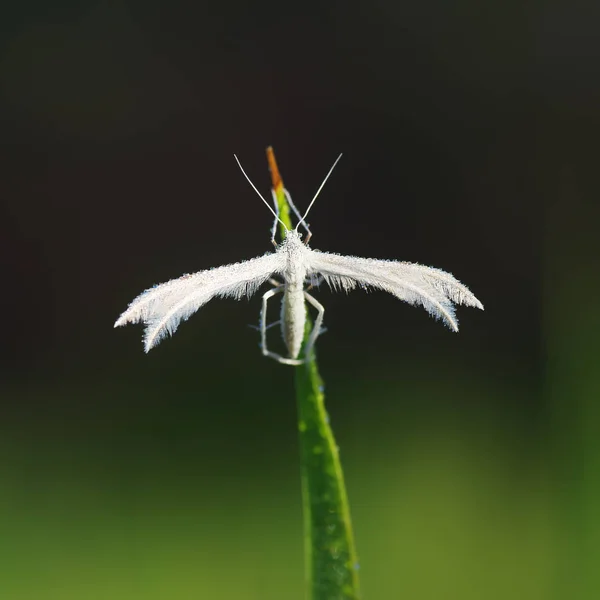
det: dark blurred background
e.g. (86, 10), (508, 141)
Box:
(1, 1), (599, 598)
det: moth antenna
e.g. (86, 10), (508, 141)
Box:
(234, 155), (289, 233)
(296, 153), (343, 232)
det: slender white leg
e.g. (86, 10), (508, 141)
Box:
(261, 287), (283, 354)
(303, 291), (325, 361)
(248, 319), (281, 332)
(283, 189), (304, 223)
(284, 190), (312, 238)
(260, 287), (303, 365)
(261, 287), (325, 366)
(269, 190), (280, 244)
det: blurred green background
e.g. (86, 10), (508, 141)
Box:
(1, 1), (599, 599)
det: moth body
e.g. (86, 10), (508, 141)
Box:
(281, 288), (307, 359)
(278, 230), (310, 359)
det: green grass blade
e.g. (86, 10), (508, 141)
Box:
(295, 356), (360, 599)
(266, 147), (360, 600)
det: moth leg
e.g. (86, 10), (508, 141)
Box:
(261, 286), (305, 366)
(269, 189), (280, 245)
(268, 277), (284, 287)
(261, 288), (325, 367)
(248, 320), (281, 332)
(303, 291), (325, 361)
(264, 319), (282, 331)
(284, 189), (312, 238)
(261, 287), (284, 351)
(260, 285), (304, 365)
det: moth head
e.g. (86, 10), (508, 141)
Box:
(284, 229), (302, 243)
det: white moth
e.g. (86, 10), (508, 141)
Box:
(115, 154), (484, 365)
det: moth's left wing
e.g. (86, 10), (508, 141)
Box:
(115, 252), (285, 351)
(306, 250), (483, 331)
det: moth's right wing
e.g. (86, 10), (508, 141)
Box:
(115, 252), (285, 351)
(306, 250), (483, 331)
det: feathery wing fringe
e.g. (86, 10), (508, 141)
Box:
(306, 251), (484, 331)
(115, 253), (285, 352)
